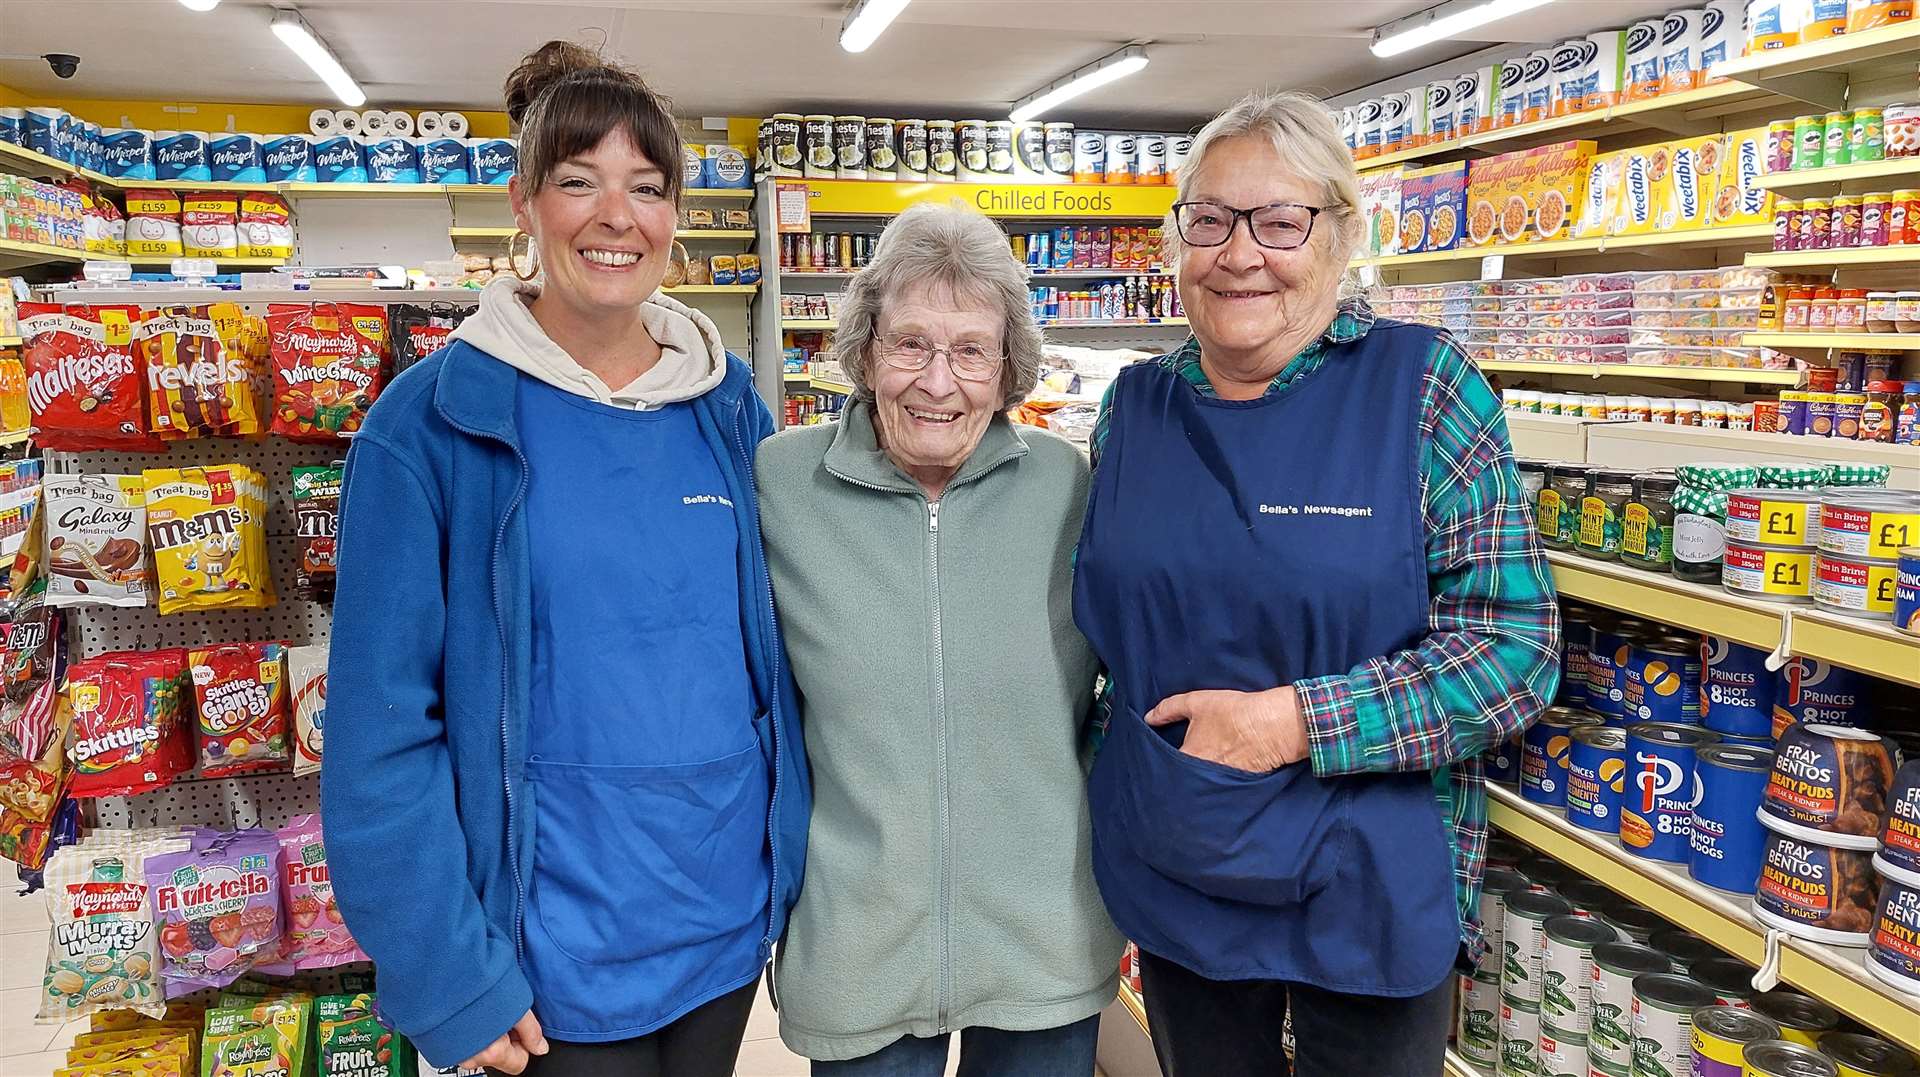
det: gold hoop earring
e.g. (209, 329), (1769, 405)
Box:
(508, 230), (540, 282)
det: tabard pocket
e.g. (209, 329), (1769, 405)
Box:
(524, 744), (770, 967)
(1107, 703), (1346, 906)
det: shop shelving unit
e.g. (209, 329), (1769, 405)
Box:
(1747, 246), (1920, 270)
(1712, 18), (1920, 105)
(1506, 416), (1920, 490)
(0, 238), (95, 270)
(1750, 156), (1920, 195)
(1546, 550), (1920, 686)
(1358, 82), (1794, 173)
(1475, 360), (1801, 385)
(1741, 331), (1920, 350)
(1488, 784), (1920, 1052)
(1354, 224), (1776, 271)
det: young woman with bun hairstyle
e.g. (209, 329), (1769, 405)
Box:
(322, 40), (809, 1077)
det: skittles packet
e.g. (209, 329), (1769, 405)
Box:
(189, 642), (289, 778)
(267, 303), (388, 441)
(144, 465), (276, 615)
(147, 829), (288, 993)
(65, 649), (193, 799)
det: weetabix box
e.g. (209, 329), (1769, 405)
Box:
(1657, 135), (1720, 231)
(1465, 149), (1531, 246)
(1526, 140), (1595, 241)
(1714, 126), (1773, 227)
(1614, 145), (1659, 235)
(1358, 166), (1405, 258)
(1575, 149), (1629, 238)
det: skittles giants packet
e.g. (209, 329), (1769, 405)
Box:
(65, 649), (192, 799)
(136, 305), (267, 439)
(144, 465), (276, 615)
(147, 829), (288, 993)
(278, 814), (365, 969)
(291, 465), (340, 601)
(316, 992), (416, 1077)
(189, 642), (289, 778)
(38, 832), (192, 1023)
(19, 304), (166, 453)
(267, 303), (388, 441)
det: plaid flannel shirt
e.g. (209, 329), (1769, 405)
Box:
(1086, 298), (1562, 961)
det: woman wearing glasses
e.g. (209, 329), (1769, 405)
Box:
(756, 202), (1122, 1077)
(1076, 91), (1560, 1076)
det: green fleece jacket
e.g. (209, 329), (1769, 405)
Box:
(756, 403), (1122, 1061)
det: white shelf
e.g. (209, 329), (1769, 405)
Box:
(1751, 156), (1920, 195)
(1743, 332), (1920, 351)
(1488, 783), (1920, 1052)
(1548, 550), (1920, 685)
(1479, 360), (1801, 385)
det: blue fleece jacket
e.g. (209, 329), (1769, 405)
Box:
(320, 340), (809, 1067)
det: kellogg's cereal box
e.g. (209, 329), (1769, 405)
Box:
(1466, 150), (1533, 247)
(1402, 162), (1468, 253)
(1659, 135), (1721, 231)
(1358, 167), (1404, 259)
(1715, 127), (1773, 227)
(1526, 140), (1595, 242)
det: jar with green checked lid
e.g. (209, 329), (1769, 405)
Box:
(1673, 485), (1731, 585)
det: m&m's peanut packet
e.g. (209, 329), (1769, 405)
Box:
(144, 465), (276, 615)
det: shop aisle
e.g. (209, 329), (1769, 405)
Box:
(0, 884), (81, 1076)
(0, 881), (976, 1077)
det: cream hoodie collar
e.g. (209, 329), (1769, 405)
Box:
(449, 277), (727, 409)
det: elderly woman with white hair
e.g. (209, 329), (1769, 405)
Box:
(756, 201), (1122, 1077)
(1076, 91), (1561, 1076)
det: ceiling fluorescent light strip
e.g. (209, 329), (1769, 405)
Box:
(841, 0), (912, 53)
(178, 0), (221, 11)
(1009, 45), (1150, 124)
(271, 9), (366, 107)
(1371, 0), (1556, 58)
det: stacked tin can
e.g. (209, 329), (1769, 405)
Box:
(1537, 912), (1617, 1076)
(1719, 463), (1894, 604)
(1499, 887), (1571, 1076)
(1754, 720), (1898, 952)
(1869, 756), (1920, 999)
(1813, 487), (1920, 621)
(1456, 868), (1524, 1068)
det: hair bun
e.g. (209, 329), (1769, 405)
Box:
(505, 40), (623, 126)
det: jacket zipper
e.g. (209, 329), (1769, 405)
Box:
(927, 498), (953, 1035)
(438, 412), (531, 960)
(822, 460), (1019, 1035)
(733, 406), (783, 956)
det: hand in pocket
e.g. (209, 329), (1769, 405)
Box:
(1146, 687), (1308, 773)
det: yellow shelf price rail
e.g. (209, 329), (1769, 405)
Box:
(1746, 247), (1920, 272)
(1547, 551), (1920, 686)
(1355, 224), (1774, 271)
(1487, 784), (1920, 1053)
(1742, 331), (1920, 351)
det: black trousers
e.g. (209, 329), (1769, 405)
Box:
(1137, 949), (1453, 1077)
(521, 981), (758, 1077)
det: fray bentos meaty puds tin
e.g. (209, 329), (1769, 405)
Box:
(1753, 828), (1882, 945)
(1879, 758), (1920, 883)
(1761, 723), (1896, 847)
(1865, 874), (1920, 998)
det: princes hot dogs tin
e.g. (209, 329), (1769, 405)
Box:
(1702, 636), (1775, 739)
(1691, 743), (1775, 894)
(1622, 722), (1720, 863)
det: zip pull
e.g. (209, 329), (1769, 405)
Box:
(928, 501), (939, 532)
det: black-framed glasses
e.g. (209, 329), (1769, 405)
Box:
(1171, 200), (1326, 250)
(876, 334), (1005, 382)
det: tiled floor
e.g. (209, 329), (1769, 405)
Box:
(0, 883), (84, 1077)
(0, 882), (961, 1077)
